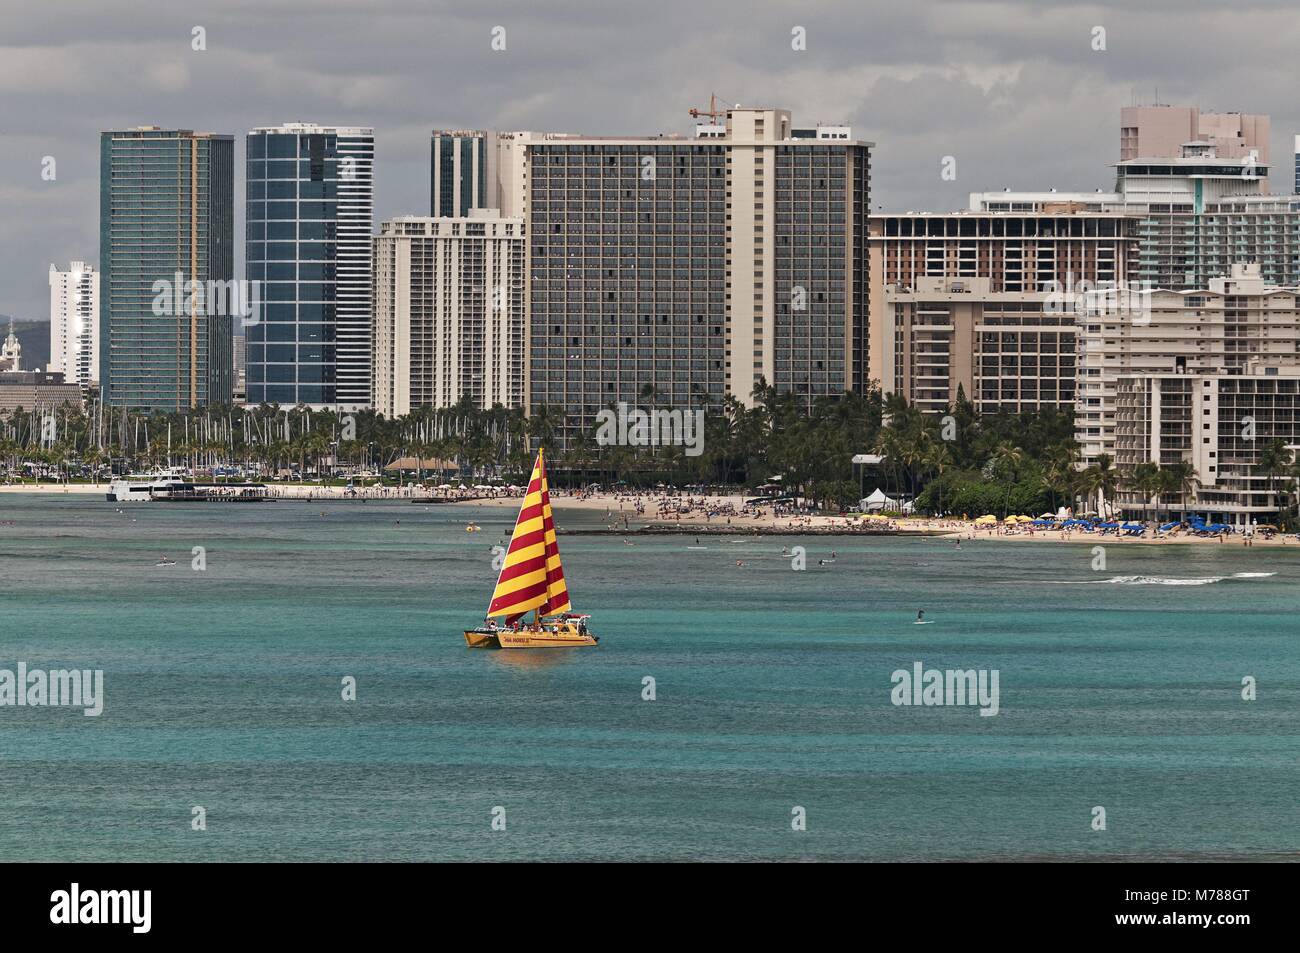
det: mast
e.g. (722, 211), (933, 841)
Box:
(484, 447), (572, 625)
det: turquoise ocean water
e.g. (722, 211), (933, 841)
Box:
(0, 495), (1296, 861)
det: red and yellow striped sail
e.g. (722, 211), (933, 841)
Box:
(486, 448), (571, 622)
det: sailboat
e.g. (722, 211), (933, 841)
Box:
(463, 448), (599, 649)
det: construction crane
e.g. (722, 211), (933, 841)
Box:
(688, 93), (728, 124)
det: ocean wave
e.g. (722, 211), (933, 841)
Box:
(1054, 574), (1225, 586)
(1053, 571), (1275, 586)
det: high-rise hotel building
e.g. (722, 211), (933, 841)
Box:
(1077, 263), (1300, 460)
(1115, 367), (1300, 525)
(99, 127), (233, 410)
(372, 213), (526, 418)
(49, 261), (100, 387)
(527, 106), (872, 441)
(868, 206), (1140, 413)
(245, 123), (374, 408)
(968, 135), (1299, 294)
(1108, 264), (1300, 525)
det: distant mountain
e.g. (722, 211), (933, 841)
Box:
(0, 315), (51, 371)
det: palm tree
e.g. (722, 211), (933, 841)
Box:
(1255, 438), (1290, 523)
(1085, 453), (1119, 519)
(1041, 444), (1078, 517)
(527, 403), (566, 457)
(1282, 459), (1300, 531)
(990, 442), (1024, 519)
(1126, 461), (1161, 521)
(921, 440), (951, 516)
(1164, 461), (1199, 521)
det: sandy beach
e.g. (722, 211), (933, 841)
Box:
(0, 483), (106, 494)
(3, 482), (1291, 546)
(469, 491), (1296, 547)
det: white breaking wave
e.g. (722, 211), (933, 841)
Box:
(1054, 574), (1224, 586)
(1052, 571), (1276, 586)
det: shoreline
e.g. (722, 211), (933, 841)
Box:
(470, 493), (1296, 547)
(4, 483), (1293, 547)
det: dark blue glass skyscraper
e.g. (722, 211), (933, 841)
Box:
(245, 123), (373, 408)
(430, 130), (489, 217)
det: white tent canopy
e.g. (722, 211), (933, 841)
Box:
(859, 488), (912, 513)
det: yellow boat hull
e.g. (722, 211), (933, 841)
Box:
(463, 622), (599, 649)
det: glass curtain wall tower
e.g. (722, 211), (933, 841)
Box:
(246, 123), (374, 408)
(99, 127), (233, 410)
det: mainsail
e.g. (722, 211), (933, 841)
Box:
(486, 448), (572, 623)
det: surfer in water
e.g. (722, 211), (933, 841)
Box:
(916, 610), (925, 624)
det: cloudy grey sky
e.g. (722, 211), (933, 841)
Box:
(4, 0), (1300, 321)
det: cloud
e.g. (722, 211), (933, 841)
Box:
(2, 0), (1298, 318)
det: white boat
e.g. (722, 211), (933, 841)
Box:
(106, 474), (187, 502)
(106, 469), (269, 503)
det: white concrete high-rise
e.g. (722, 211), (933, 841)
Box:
(1076, 263), (1300, 463)
(48, 261), (100, 385)
(372, 212), (526, 418)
